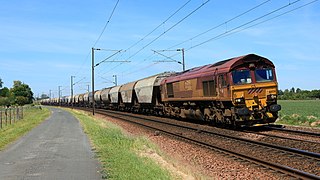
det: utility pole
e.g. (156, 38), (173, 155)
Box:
(91, 47), (129, 115)
(49, 90), (52, 99)
(58, 86), (62, 106)
(177, 48), (185, 71)
(71, 76), (75, 108)
(113, 75), (117, 86)
(92, 47), (100, 115)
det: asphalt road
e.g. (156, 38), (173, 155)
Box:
(0, 108), (102, 180)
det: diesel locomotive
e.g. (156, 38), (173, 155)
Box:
(41, 54), (281, 127)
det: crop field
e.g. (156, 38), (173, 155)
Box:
(277, 100), (320, 127)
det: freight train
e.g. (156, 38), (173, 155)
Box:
(41, 54), (281, 127)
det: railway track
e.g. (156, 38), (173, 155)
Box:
(241, 130), (320, 146)
(266, 125), (320, 137)
(74, 107), (320, 179)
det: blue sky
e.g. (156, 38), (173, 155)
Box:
(0, 0), (319, 98)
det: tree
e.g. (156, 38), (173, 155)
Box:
(15, 96), (29, 106)
(0, 78), (3, 88)
(0, 97), (12, 106)
(290, 87), (295, 93)
(310, 90), (320, 99)
(278, 89), (284, 96)
(0, 87), (10, 97)
(40, 94), (49, 99)
(296, 88), (302, 94)
(11, 80), (34, 105)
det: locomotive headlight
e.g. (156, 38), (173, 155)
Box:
(267, 94), (277, 100)
(235, 98), (245, 104)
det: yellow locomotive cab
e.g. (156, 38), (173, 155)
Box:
(230, 66), (281, 125)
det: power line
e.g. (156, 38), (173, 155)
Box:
(188, 0), (302, 50)
(96, 0), (193, 76)
(124, 62), (160, 76)
(125, 0), (192, 52)
(125, 0), (211, 61)
(74, 0), (120, 79)
(120, 0), (271, 75)
(110, 0), (211, 77)
(93, 0), (120, 47)
(121, 0), (314, 77)
(167, 0), (272, 50)
(218, 0), (319, 41)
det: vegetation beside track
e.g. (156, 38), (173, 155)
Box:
(0, 106), (50, 150)
(277, 100), (320, 127)
(69, 109), (173, 180)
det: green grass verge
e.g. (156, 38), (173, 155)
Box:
(277, 100), (320, 127)
(69, 110), (173, 180)
(0, 106), (51, 150)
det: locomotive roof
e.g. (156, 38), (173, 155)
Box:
(162, 54), (274, 84)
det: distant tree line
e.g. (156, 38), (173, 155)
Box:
(278, 87), (320, 100)
(0, 78), (34, 106)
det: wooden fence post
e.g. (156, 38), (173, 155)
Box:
(16, 107), (18, 120)
(0, 110), (2, 129)
(9, 108), (12, 125)
(21, 107), (24, 119)
(5, 108), (7, 126)
(12, 108), (15, 124)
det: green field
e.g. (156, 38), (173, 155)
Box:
(277, 100), (320, 127)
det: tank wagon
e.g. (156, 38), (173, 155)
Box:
(41, 54), (281, 127)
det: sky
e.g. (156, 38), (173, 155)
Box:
(0, 0), (319, 98)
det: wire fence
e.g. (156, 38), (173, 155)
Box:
(0, 106), (24, 129)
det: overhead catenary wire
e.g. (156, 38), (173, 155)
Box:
(122, 0), (313, 77)
(220, 0), (319, 40)
(74, 0), (317, 93)
(187, 0), (302, 50)
(121, 0), (275, 75)
(104, 0), (211, 76)
(124, 0), (192, 52)
(73, 0), (120, 80)
(93, 0), (120, 47)
(125, 0), (211, 62)
(96, 0), (199, 76)
(120, 0), (272, 75)
(167, 0), (272, 50)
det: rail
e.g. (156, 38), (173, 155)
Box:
(93, 108), (320, 179)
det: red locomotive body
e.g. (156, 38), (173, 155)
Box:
(160, 54), (281, 126)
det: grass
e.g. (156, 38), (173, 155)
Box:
(69, 109), (173, 180)
(0, 106), (51, 150)
(277, 100), (320, 127)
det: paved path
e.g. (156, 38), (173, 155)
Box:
(0, 108), (102, 180)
